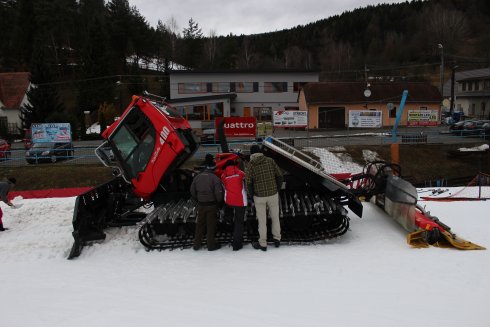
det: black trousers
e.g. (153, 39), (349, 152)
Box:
(229, 205), (246, 247)
(194, 205), (218, 248)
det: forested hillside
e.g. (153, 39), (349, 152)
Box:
(1, 0), (489, 134)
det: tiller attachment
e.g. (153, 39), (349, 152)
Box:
(407, 207), (485, 250)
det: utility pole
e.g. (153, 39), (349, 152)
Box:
(438, 44), (444, 95)
(450, 64), (457, 115)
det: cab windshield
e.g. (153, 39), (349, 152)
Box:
(110, 108), (156, 179)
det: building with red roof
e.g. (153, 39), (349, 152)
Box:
(0, 72), (31, 135)
(298, 81), (442, 129)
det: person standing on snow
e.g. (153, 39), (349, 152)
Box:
(190, 155), (224, 251)
(0, 177), (16, 231)
(220, 159), (247, 251)
(245, 145), (283, 251)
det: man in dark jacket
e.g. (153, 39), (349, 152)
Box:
(246, 145), (283, 251)
(0, 177), (16, 231)
(190, 156), (224, 251)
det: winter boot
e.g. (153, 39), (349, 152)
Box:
(0, 223), (7, 231)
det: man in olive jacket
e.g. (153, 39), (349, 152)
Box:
(190, 157), (224, 251)
(246, 145), (283, 251)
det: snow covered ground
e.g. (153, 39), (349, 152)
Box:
(1, 145), (489, 327)
(0, 193), (488, 327)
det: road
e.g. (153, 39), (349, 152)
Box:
(2, 126), (488, 167)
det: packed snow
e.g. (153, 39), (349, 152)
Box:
(1, 146), (489, 327)
(458, 144), (489, 152)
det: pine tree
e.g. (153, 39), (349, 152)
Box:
(20, 35), (65, 129)
(180, 18), (203, 68)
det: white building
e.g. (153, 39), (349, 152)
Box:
(443, 68), (490, 119)
(168, 70), (319, 131)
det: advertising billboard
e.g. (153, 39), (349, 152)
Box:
(31, 123), (72, 143)
(348, 111), (382, 128)
(273, 110), (308, 128)
(215, 117), (257, 137)
(407, 109), (439, 126)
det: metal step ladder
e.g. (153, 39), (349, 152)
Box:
(262, 136), (350, 192)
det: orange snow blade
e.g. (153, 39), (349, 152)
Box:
(437, 230), (486, 250)
(407, 230), (430, 248)
(407, 230), (485, 250)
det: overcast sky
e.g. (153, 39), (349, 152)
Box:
(127, 0), (408, 36)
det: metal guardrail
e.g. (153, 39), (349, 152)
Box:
(0, 147), (102, 167)
(1, 131), (488, 168)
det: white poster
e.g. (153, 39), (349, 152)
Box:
(273, 110), (308, 127)
(348, 110), (382, 128)
(407, 109), (439, 126)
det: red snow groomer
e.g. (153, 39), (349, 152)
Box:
(68, 92), (363, 259)
(67, 92), (482, 260)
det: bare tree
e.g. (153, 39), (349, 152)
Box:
(424, 5), (470, 54)
(204, 29), (217, 67)
(319, 36), (353, 73)
(238, 37), (256, 69)
(283, 46), (309, 69)
(165, 16), (179, 36)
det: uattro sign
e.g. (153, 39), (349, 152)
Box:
(215, 117), (257, 137)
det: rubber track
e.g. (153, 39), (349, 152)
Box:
(138, 211), (350, 251)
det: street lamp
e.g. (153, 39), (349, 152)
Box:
(116, 80), (123, 113)
(438, 43), (444, 95)
(83, 111), (90, 126)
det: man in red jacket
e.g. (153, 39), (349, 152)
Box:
(220, 160), (247, 251)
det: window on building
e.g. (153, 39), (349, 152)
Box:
(484, 80), (490, 90)
(389, 106), (397, 118)
(186, 106), (206, 120)
(178, 83), (207, 94)
(211, 82), (230, 93)
(462, 82), (466, 91)
(471, 103), (476, 116)
(209, 103), (224, 119)
(264, 82), (287, 93)
(235, 82), (254, 93)
(253, 107), (272, 121)
(469, 82), (473, 91)
(293, 82), (308, 92)
(0, 117), (8, 133)
(475, 81), (480, 91)
(174, 106), (186, 118)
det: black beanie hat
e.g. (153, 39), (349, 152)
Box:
(250, 145), (261, 155)
(204, 153), (214, 164)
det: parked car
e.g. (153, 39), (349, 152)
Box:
(466, 120), (490, 135)
(0, 138), (11, 161)
(481, 122), (490, 136)
(200, 129), (216, 144)
(449, 120), (471, 132)
(451, 120), (490, 136)
(25, 142), (74, 164)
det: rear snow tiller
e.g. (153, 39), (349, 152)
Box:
(340, 161), (485, 251)
(68, 94), (362, 259)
